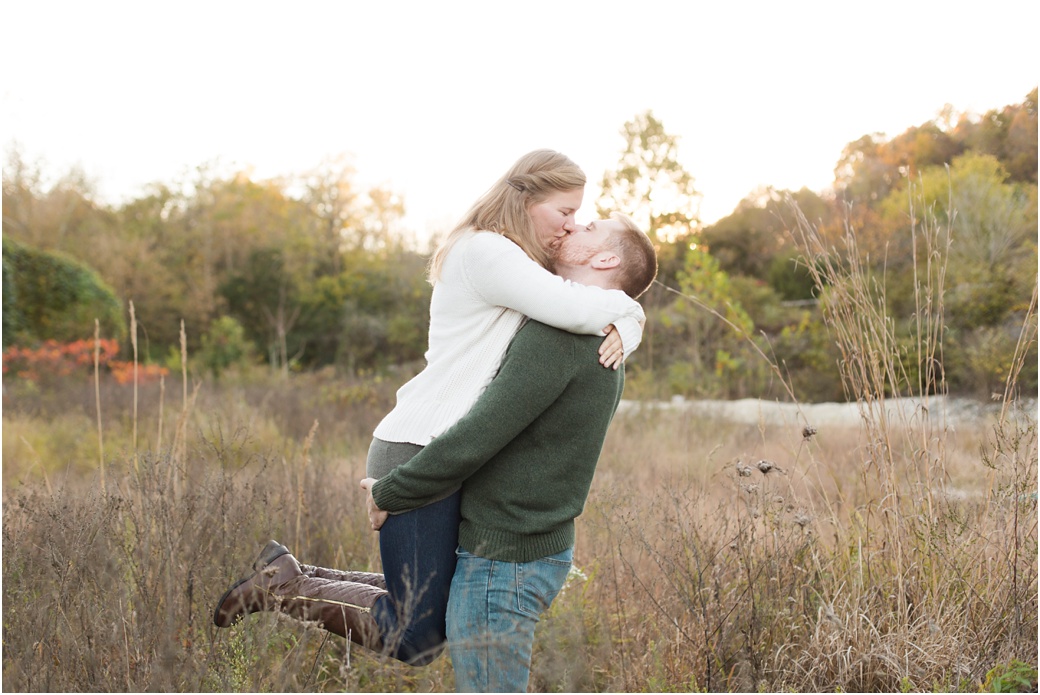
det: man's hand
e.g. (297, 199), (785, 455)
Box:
(359, 478), (388, 531)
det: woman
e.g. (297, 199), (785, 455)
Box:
(213, 150), (644, 665)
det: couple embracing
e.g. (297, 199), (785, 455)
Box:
(213, 149), (658, 692)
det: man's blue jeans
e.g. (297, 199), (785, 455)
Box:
(446, 546), (573, 692)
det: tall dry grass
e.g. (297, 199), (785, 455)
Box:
(2, 365), (455, 692)
(523, 186), (1037, 692)
(2, 372), (1035, 692)
(2, 190), (1037, 691)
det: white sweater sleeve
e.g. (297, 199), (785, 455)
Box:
(461, 233), (645, 355)
(612, 317), (642, 357)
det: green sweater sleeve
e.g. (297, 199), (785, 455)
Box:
(372, 322), (577, 513)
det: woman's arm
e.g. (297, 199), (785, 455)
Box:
(461, 233), (645, 355)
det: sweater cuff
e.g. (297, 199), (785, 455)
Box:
(614, 316), (643, 357)
(374, 478), (460, 514)
(372, 478), (412, 514)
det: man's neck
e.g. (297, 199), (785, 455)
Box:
(556, 263), (614, 290)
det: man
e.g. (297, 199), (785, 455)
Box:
(363, 214), (657, 691)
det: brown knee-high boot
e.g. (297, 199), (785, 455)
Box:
(273, 575), (387, 649)
(214, 541), (386, 651)
(243, 541), (386, 590)
(299, 564), (387, 590)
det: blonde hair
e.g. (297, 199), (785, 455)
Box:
(604, 212), (658, 299)
(428, 150), (586, 281)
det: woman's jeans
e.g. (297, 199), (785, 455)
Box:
(446, 546), (573, 692)
(367, 440), (461, 666)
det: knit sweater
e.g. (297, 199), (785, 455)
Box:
(372, 320), (625, 563)
(371, 230), (642, 449)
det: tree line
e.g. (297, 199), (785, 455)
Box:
(3, 88), (1036, 401)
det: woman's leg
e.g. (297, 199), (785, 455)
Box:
(214, 516), (459, 668)
(213, 541), (387, 652)
(372, 490), (461, 666)
(215, 439), (459, 666)
(366, 438), (461, 666)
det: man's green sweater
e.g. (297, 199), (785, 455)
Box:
(372, 320), (625, 563)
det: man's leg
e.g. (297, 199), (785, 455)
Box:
(447, 547), (573, 692)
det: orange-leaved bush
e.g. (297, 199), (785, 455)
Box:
(2, 339), (167, 384)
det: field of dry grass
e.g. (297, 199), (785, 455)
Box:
(1, 367), (1036, 692)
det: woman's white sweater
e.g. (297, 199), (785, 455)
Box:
(373, 230), (645, 446)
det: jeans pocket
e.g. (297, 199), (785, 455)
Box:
(516, 549), (573, 618)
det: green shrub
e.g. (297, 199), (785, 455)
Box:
(199, 315), (254, 378)
(2, 237), (125, 347)
(982, 659), (1038, 693)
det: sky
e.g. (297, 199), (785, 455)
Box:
(3, 0), (1037, 242)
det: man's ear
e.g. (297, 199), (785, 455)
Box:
(590, 252), (621, 270)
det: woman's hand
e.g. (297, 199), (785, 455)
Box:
(359, 478), (388, 531)
(598, 324), (624, 370)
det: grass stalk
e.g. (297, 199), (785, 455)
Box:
(93, 318), (105, 490)
(170, 319), (189, 499)
(157, 372), (165, 455)
(130, 300), (139, 473)
(295, 419), (319, 552)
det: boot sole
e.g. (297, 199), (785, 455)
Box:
(213, 576), (251, 627)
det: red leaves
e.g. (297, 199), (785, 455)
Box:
(2, 339), (168, 384)
(107, 360), (168, 385)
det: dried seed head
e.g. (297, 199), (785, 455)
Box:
(741, 483), (759, 495)
(802, 425), (817, 439)
(736, 463), (754, 477)
(757, 460), (784, 475)
(794, 513), (812, 528)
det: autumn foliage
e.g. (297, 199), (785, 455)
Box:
(2, 338), (168, 385)
(1, 89), (1036, 399)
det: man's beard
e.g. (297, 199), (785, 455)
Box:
(551, 243), (598, 270)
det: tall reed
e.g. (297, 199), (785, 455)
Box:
(93, 318), (105, 490)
